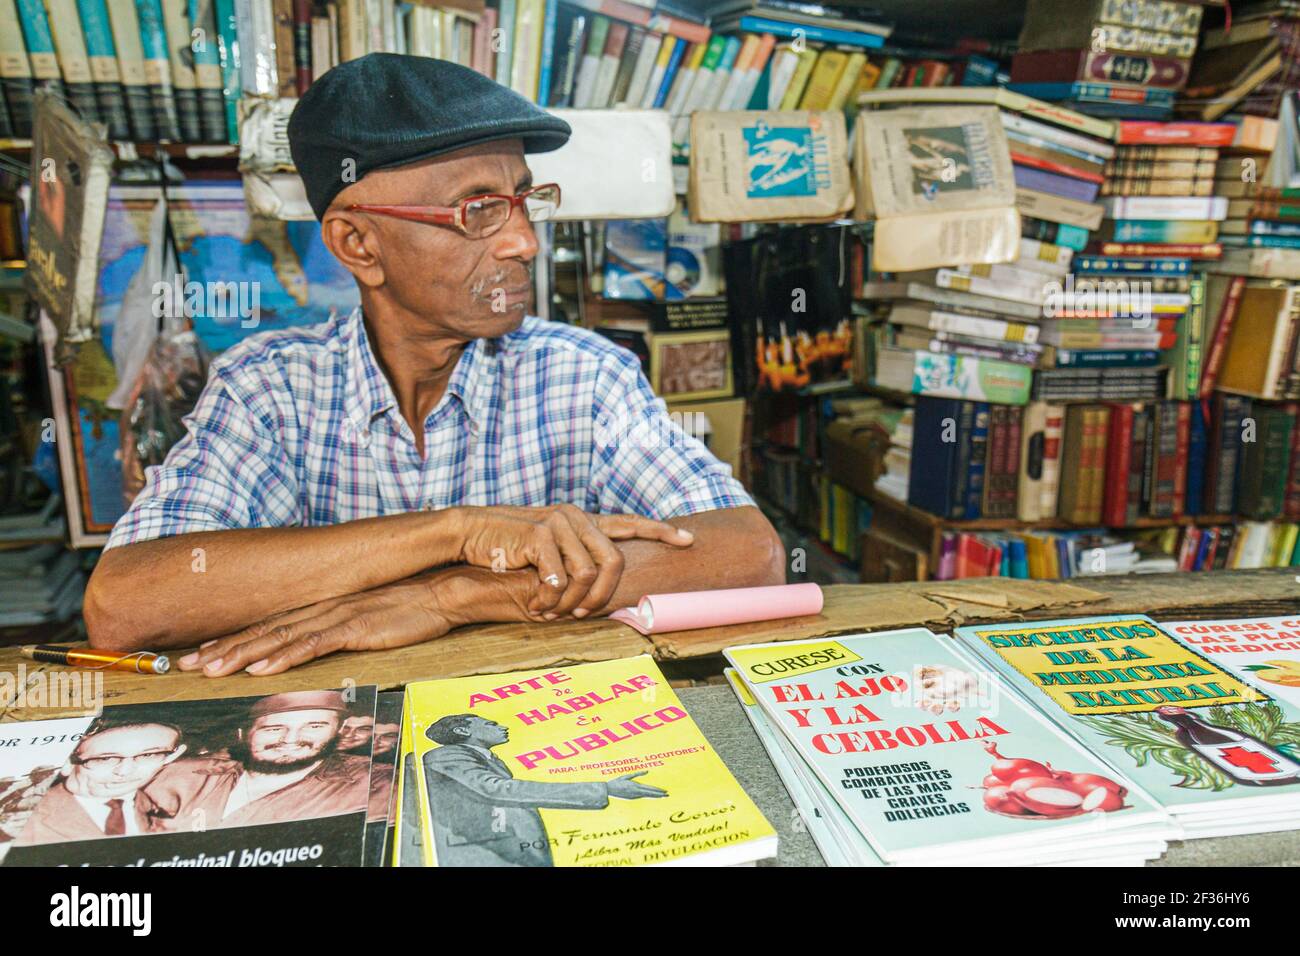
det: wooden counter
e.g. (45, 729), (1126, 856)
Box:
(2, 568), (1297, 721)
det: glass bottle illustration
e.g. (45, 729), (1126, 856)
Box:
(1157, 705), (1300, 787)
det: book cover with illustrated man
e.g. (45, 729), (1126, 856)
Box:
(406, 656), (775, 867)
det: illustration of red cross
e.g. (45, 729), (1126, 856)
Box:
(1218, 747), (1278, 775)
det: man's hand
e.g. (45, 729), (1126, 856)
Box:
(177, 569), (468, 677)
(457, 504), (693, 619)
(606, 771), (668, 800)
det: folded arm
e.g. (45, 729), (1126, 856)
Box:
(179, 504), (784, 676)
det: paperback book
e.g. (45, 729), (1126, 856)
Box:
(725, 628), (1173, 865)
(405, 656), (777, 866)
(955, 615), (1300, 837)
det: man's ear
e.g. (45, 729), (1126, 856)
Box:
(321, 210), (386, 289)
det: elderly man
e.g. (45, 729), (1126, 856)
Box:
(83, 54), (782, 676)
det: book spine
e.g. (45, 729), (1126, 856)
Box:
(1117, 119), (1235, 146)
(15, 0), (66, 110)
(75, 0), (130, 137)
(190, 0), (227, 141)
(509, 0), (544, 102)
(1002, 406), (1021, 518)
(1102, 403), (1132, 526)
(160, 0), (201, 140)
(535, 0), (559, 105)
(735, 14), (884, 50)
(952, 401), (975, 520)
(1172, 400), (1190, 516)
(290, 0), (309, 91)
(1014, 164), (1099, 203)
(965, 403), (990, 520)
(494, 0), (515, 83)
(135, 0), (180, 139)
(1035, 395), (1062, 513)
(1102, 179), (1214, 197)
(1285, 413), (1300, 520)
(0, 0), (36, 135)
(621, 27), (659, 107)
(981, 405), (1004, 518)
(650, 34), (686, 109)
(1182, 272), (1205, 399)
(45, 0), (102, 122)
(1200, 274), (1245, 395)
(1100, 220), (1218, 243)
(1129, 407), (1149, 524)
(1094, 242), (1221, 258)
(104, 0), (154, 140)
(212, 0), (238, 141)
(1155, 401), (1180, 517)
(269, 0), (294, 94)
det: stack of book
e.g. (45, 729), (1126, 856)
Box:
(0, 542), (85, 631)
(1180, 1), (1295, 120)
(1008, 0), (1207, 120)
(726, 628), (1177, 866)
(1216, 98), (1300, 253)
(958, 615), (1300, 839)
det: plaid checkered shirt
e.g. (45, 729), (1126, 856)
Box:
(105, 308), (752, 549)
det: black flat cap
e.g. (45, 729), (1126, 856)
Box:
(288, 53), (572, 220)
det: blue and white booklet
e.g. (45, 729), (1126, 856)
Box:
(955, 615), (1300, 838)
(725, 628), (1174, 866)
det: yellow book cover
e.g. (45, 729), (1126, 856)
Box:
(1276, 524), (1299, 566)
(778, 47), (818, 110)
(406, 656), (777, 867)
(798, 49), (848, 110)
(827, 51), (866, 110)
(853, 58), (882, 96)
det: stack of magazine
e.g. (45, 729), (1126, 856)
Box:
(393, 655), (777, 867)
(725, 627), (1177, 866)
(956, 615), (1300, 839)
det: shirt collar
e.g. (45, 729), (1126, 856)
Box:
(340, 307), (509, 434)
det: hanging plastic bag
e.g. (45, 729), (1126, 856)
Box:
(119, 327), (212, 504)
(107, 191), (176, 411)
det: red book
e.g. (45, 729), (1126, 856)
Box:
(1171, 401), (1190, 517)
(1011, 151), (1106, 184)
(1200, 275), (1246, 395)
(1116, 121), (1237, 146)
(1102, 403), (1134, 526)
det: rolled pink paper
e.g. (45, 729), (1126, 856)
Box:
(609, 583), (824, 636)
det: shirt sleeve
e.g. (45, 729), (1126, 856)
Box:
(104, 368), (301, 550)
(587, 350), (754, 520)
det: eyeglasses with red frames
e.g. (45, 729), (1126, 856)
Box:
(346, 183), (561, 239)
